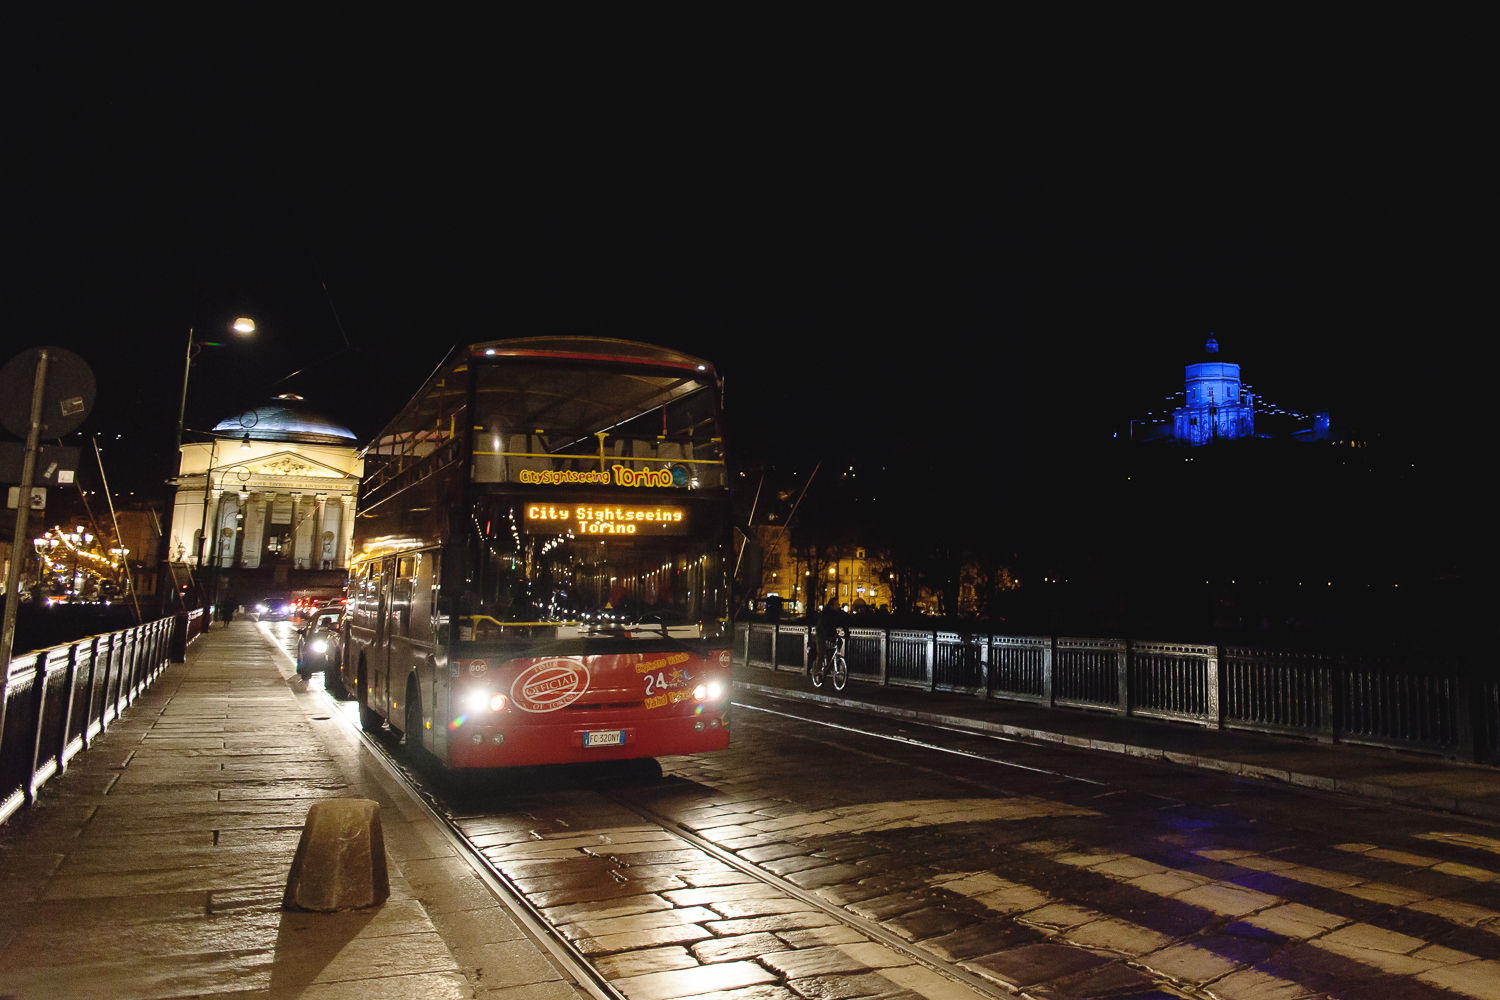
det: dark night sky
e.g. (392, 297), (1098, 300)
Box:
(0, 13), (1484, 502)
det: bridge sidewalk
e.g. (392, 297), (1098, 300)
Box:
(734, 666), (1500, 822)
(0, 620), (588, 1000)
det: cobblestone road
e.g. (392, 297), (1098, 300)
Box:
(264, 614), (1500, 1000)
(418, 690), (1500, 1000)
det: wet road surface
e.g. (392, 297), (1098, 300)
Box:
(267, 622), (1500, 1000)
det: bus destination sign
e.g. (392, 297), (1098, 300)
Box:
(523, 504), (690, 536)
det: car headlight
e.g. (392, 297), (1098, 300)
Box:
(311, 640), (327, 653)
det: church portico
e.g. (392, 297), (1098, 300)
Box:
(168, 396), (364, 606)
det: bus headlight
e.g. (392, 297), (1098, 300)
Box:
(707, 681), (724, 700)
(464, 690), (507, 713)
(694, 685), (706, 701)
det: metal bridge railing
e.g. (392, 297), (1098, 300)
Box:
(732, 621), (1498, 763)
(1, 609), (208, 828)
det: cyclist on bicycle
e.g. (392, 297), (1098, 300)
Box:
(813, 597), (844, 673)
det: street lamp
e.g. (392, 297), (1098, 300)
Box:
(170, 317), (253, 611)
(174, 317), (256, 468)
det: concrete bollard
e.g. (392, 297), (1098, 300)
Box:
(282, 798), (390, 912)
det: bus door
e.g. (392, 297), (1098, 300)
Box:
(387, 553), (424, 738)
(413, 551), (442, 756)
(375, 557), (395, 712)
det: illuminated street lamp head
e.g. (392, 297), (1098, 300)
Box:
(240, 432), (252, 451)
(231, 317), (256, 335)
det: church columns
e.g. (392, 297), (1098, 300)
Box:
(203, 486), (224, 568)
(289, 492), (309, 569)
(336, 496), (353, 569)
(241, 492), (266, 569)
(313, 493), (332, 569)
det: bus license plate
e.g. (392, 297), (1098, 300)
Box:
(584, 730), (625, 747)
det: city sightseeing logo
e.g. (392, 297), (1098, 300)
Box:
(518, 465), (688, 488)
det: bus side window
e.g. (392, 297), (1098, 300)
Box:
(366, 563), (379, 622)
(354, 565), (367, 622)
(394, 556), (415, 637)
(410, 553), (434, 642)
(377, 559), (395, 644)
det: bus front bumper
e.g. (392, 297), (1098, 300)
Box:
(446, 709), (730, 768)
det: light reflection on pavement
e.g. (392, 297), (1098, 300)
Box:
(245, 615), (1500, 1000)
(257, 617), (359, 724)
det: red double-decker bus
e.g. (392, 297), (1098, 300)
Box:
(341, 338), (732, 767)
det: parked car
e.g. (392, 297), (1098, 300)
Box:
(296, 608), (345, 688)
(255, 595), (294, 621)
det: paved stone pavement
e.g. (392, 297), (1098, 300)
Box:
(0, 620), (590, 1000)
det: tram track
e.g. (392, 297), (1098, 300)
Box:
(267, 625), (1500, 1000)
(342, 713), (630, 1000)
(260, 615), (1014, 1000)
(608, 794), (1024, 1000)
(263, 622), (625, 1000)
(296, 678), (1015, 1000)
(344, 706), (1015, 1000)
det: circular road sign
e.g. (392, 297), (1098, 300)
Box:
(0, 347), (97, 439)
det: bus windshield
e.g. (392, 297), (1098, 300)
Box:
(457, 496), (729, 640)
(471, 360), (724, 489)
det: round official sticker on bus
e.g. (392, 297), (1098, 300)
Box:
(719, 651), (731, 668)
(511, 659), (591, 713)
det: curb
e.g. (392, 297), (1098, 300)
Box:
(734, 681), (1500, 823)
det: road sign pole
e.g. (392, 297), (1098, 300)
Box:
(1, 349), (51, 724)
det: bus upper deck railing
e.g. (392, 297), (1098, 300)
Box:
(0, 608), (208, 828)
(735, 621), (1499, 764)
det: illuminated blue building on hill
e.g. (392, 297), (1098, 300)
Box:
(1172, 336), (1255, 445)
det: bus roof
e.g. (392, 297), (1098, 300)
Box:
(362, 337), (717, 455)
(469, 337), (714, 375)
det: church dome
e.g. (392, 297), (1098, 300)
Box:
(212, 394), (357, 445)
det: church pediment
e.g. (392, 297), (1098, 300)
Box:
(213, 451), (351, 480)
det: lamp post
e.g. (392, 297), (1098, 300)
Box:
(174, 317), (255, 471)
(169, 317), (253, 611)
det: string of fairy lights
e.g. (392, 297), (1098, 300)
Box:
(31, 524), (130, 601)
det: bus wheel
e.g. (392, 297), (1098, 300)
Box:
(358, 664), (381, 733)
(402, 679), (424, 761)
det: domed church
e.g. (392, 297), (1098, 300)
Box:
(1172, 336), (1256, 445)
(168, 394), (364, 597)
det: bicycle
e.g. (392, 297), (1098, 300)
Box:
(810, 628), (848, 691)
